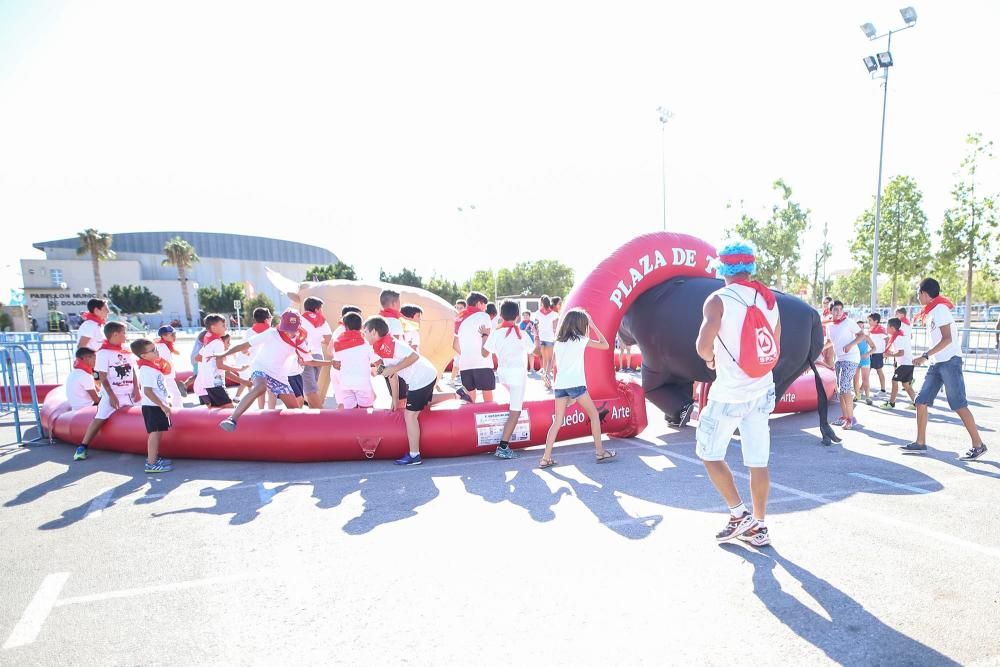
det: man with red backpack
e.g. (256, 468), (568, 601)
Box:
(695, 241), (781, 547)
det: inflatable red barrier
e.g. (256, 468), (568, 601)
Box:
(40, 382), (647, 461)
(444, 353), (644, 373)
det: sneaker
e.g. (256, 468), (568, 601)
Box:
(219, 418), (238, 432)
(144, 461), (173, 473)
(899, 443), (928, 454)
(676, 402), (695, 428)
(73, 445), (88, 461)
(156, 457), (173, 466)
(961, 444), (988, 461)
(904, 402), (917, 410)
(878, 401), (895, 409)
(865, 396), (873, 406)
(455, 388), (473, 404)
(715, 512), (756, 542)
(395, 453), (422, 466)
(737, 524), (771, 547)
(494, 446), (517, 460)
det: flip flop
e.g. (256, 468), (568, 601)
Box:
(596, 450), (617, 463)
(538, 458), (557, 469)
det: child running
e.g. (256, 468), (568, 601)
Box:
(332, 312), (380, 409)
(825, 301), (865, 429)
(539, 308), (615, 468)
(66, 348), (99, 411)
(484, 300), (536, 459)
(153, 325), (185, 407)
(853, 320), (873, 406)
(867, 313), (889, 394)
(132, 338), (174, 473)
(74, 322), (139, 461)
(217, 311), (339, 432)
(879, 317), (917, 409)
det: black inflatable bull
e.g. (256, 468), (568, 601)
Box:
(620, 276), (840, 446)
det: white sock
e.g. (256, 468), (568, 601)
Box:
(729, 503), (748, 517)
(754, 519), (766, 529)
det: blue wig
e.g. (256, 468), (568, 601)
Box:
(716, 240), (757, 278)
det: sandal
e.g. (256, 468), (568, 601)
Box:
(596, 450), (617, 463)
(538, 458), (557, 469)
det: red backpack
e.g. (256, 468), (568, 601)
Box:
(718, 288), (780, 378)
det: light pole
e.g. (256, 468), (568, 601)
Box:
(657, 106), (673, 231)
(860, 6), (917, 314)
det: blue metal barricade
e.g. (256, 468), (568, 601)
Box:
(0, 344), (45, 444)
(910, 326), (999, 375)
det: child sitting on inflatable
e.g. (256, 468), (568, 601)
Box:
(484, 299), (536, 459)
(154, 325), (186, 408)
(217, 311), (340, 432)
(364, 316), (453, 466)
(332, 312), (380, 409)
(66, 347), (99, 412)
(74, 321), (139, 461)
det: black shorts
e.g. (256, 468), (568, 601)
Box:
(405, 381), (435, 411)
(892, 364), (914, 384)
(385, 375), (408, 399)
(461, 368), (496, 392)
(199, 386), (232, 407)
(870, 353), (885, 370)
(142, 405), (170, 433)
(288, 374), (304, 398)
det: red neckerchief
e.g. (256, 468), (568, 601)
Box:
(333, 330), (366, 352)
(539, 306), (553, 316)
(869, 324), (886, 335)
(500, 321), (522, 339)
(251, 322), (270, 334)
(302, 310), (326, 328)
(137, 357), (172, 375)
(73, 359), (94, 375)
(453, 306), (482, 334)
(831, 314), (848, 325)
(82, 312), (105, 326)
(372, 334), (396, 359)
(156, 337), (177, 354)
(822, 308), (830, 318)
(886, 330), (903, 353)
(202, 332), (224, 348)
(278, 328), (310, 360)
(99, 340), (126, 353)
(899, 316), (911, 326)
(379, 308), (402, 320)
(918, 296), (955, 322)
(730, 279), (777, 309)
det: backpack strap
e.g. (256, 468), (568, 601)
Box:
(714, 287), (761, 363)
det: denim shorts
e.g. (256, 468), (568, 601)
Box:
(554, 385), (587, 400)
(915, 355), (967, 410)
(696, 388), (776, 468)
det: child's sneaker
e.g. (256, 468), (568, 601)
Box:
(73, 445), (88, 461)
(494, 446), (517, 460)
(715, 512), (756, 542)
(878, 401), (895, 409)
(156, 457), (173, 466)
(395, 453), (422, 466)
(144, 461), (173, 473)
(219, 418), (238, 432)
(738, 524), (771, 547)
(904, 402), (917, 410)
(961, 444), (988, 460)
(455, 388), (473, 404)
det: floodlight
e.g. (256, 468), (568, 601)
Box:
(900, 7), (917, 25)
(860, 22), (877, 39)
(863, 56), (879, 73)
(877, 51), (894, 67)
(657, 106), (673, 124)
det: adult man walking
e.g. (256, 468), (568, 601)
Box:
(695, 241), (781, 547)
(902, 278), (988, 460)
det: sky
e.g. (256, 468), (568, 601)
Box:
(1, 1), (998, 299)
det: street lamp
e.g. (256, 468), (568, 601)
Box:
(657, 106), (673, 231)
(859, 6), (917, 314)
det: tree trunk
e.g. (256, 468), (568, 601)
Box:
(91, 251), (103, 298)
(891, 276), (898, 313)
(964, 227), (974, 350)
(179, 265), (193, 327)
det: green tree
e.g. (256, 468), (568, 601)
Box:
(831, 270), (870, 306)
(243, 293), (276, 320)
(107, 285), (162, 314)
(161, 236), (200, 327)
(76, 228), (115, 298)
(379, 267), (424, 288)
(196, 282), (246, 319)
(305, 262), (357, 281)
(727, 178), (809, 289)
(424, 275), (464, 305)
(929, 254), (964, 306)
(849, 175), (932, 309)
(936, 133), (998, 331)
(810, 222), (832, 306)
(494, 260), (575, 298)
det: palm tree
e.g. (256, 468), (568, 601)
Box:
(76, 228), (116, 298)
(161, 237), (200, 326)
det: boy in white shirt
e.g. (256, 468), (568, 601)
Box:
(154, 325), (185, 407)
(450, 299), (466, 383)
(880, 317), (917, 409)
(66, 348), (99, 411)
(867, 313), (889, 394)
(535, 295), (560, 388)
(454, 291), (495, 403)
(365, 316), (452, 466)
(332, 312), (381, 409)
(194, 314), (243, 408)
(400, 305), (423, 352)
(76, 298), (110, 352)
(903, 278), (988, 459)
(378, 290), (407, 408)
(300, 296), (333, 408)
(131, 338), (174, 473)
(824, 300), (865, 429)
(74, 322), (140, 461)
(484, 300), (536, 459)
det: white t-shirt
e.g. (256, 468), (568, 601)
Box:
(711, 284), (780, 403)
(870, 328), (888, 354)
(95, 347), (136, 396)
(457, 311), (493, 371)
(927, 303), (962, 364)
(402, 320), (421, 350)
(382, 340), (437, 391)
(138, 365), (169, 408)
(154, 342), (179, 378)
(385, 316), (404, 339)
(828, 319), (862, 364)
(536, 310), (559, 343)
(249, 329), (301, 384)
(194, 339), (226, 392)
(301, 317), (333, 357)
(334, 342), (381, 391)
(66, 368), (98, 410)
(890, 333), (913, 365)
(553, 336), (589, 389)
(485, 326), (535, 386)
(77, 320), (105, 352)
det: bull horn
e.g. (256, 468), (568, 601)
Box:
(265, 266), (305, 305)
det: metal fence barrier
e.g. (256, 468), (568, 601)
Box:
(0, 333), (78, 385)
(909, 326), (999, 375)
(0, 344), (45, 444)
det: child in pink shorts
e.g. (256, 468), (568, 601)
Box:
(332, 312), (380, 409)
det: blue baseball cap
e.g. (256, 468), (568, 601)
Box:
(157, 325), (175, 336)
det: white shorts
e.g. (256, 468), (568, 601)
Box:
(504, 382), (526, 412)
(96, 392), (136, 420)
(696, 387), (775, 468)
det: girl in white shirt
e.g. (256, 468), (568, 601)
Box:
(539, 308), (616, 468)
